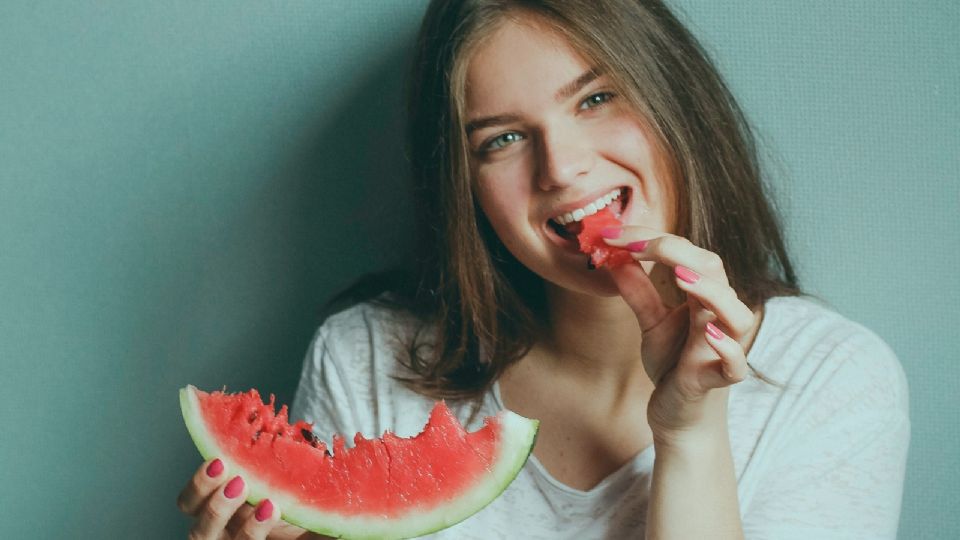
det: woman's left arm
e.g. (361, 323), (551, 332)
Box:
(605, 229), (760, 539)
(644, 390), (744, 540)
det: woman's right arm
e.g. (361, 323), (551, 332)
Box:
(176, 457), (333, 540)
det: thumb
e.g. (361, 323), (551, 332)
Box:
(609, 263), (669, 330)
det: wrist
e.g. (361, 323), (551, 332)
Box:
(652, 424), (730, 458)
(649, 389), (730, 451)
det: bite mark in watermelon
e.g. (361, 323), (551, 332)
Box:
(576, 206), (634, 269)
(179, 385), (538, 539)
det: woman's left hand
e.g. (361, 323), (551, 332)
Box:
(602, 226), (759, 440)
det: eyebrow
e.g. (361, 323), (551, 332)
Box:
(464, 68), (602, 135)
(555, 68), (601, 102)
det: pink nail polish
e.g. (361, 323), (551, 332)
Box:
(626, 240), (648, 252)
(600, 227), (621, 239)
(205, 459), (224, 478)
(674, 265), (700, 284)
(255, 499), (274, 522)
(224, 476), (244, 499)
(705, 322), (724, 340)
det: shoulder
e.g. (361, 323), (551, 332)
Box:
(733, 296), (911, 535)
(317, 296), (425, 347)
(308, 297), (431, 386)
(296, 298), (451, 437)
(748, 294), (909, 418)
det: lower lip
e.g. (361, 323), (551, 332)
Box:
(544, 187), (633, 252)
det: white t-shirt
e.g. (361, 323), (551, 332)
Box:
(291, 295), (910, 539)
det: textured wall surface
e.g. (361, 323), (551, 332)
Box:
(1, 1), (956, 538)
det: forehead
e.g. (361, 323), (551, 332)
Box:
(464, 16), (592, 115)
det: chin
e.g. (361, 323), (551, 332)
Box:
(542, 265), (624, 299)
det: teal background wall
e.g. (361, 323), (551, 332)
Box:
(0, 1), (955, 538)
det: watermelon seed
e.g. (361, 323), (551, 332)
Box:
(301, 428), (320, 447)
(300, 428), (331, 455)
(586, 259), (596, 270)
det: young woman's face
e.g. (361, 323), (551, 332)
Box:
(465, 15), (676, 296)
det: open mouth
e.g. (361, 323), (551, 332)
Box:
(547, 187), (630, 243)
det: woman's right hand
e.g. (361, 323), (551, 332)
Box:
(177, 458), (333, 540)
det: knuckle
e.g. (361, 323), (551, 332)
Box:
(727, 285), (741, 301)
(233, 519), (266, 540)
(733, 308), (754, 334)
(659, 235), (684, 253)
(177, 479), (203, 515)
(719, 286), (737, 305)
(702, 251), (723, 272)
(201, 501), (227, 524)
(234, 528), (260, 540)
(724, 359), (748, 383)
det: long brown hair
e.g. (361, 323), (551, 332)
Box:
(331, 0), (799, 406)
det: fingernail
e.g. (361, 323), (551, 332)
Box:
(626, 240), (648, 252)
(674, 265), (700, 284)
(600, 227), (622, 239)
(224, 476), (244, 499)
(255, 499), (274, 522)
(705, 322), (724, 340)
(205, 459), (224, 478)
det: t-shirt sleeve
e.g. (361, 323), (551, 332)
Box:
(742, 330), (911, 539)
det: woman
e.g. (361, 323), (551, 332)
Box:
(177, 1), (910, 538)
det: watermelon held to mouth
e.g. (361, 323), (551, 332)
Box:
(179, 385), (539, 539)
(577, 206), (634, 269)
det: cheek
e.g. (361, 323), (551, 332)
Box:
(598, 116), (659, 172)
(597, 117), (677, 230)
(472, 162), (533, 223)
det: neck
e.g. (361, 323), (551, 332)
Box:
(530, 283), (654, 397)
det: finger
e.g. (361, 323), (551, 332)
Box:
(672, 266), (756, 340)
(678, 307), (745, 393)
(643, 304), (689, 385)
(232, 499), (282, 540)
(226, 504), (255, 537)
(608, 262), (671, 330)
(606, 232), (729, 284)
(703, 321), (748, 385)
(189, 475), (248, 540)
(177, 458), (228, 516)
(599, 224), (663, 253)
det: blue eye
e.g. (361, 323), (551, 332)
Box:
(483, 131), (524, 151)
(579, 92), (615, 110)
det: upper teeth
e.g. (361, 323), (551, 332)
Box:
(553, 188), (622, 225)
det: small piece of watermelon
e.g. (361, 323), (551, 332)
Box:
(576, 206), (634, 269)
(179, 385), (539, 539)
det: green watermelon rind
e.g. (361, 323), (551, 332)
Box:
(179, 385), (539, 540)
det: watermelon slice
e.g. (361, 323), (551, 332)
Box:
(576, 206), (634, 269)
(179, 385), (538, 539)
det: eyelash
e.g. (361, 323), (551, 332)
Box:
(579, 91), (615, 111)
(478, 91), (617, 153)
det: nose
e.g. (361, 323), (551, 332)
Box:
(535, 125), (594, 191)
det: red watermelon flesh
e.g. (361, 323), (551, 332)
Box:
(179, 385), (538, 539)
(576, 206), (634, 268)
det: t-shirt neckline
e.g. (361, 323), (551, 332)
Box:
(485, 295), (790, 497)
(491, 379), (655, 498)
